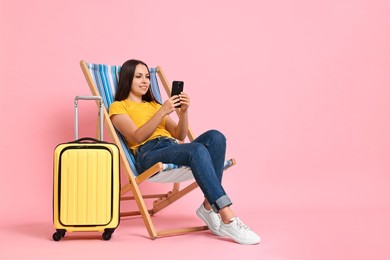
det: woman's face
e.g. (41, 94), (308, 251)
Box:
(130, 64), (150, 97)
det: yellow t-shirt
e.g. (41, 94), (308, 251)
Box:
(109, 99), (173, 153)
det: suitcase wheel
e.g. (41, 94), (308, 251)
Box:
(52, 229), (66, 241)
(102, 228), (115, 241)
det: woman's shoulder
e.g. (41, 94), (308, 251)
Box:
(109, 100), (128, 109)
(109, 100), (132, 115)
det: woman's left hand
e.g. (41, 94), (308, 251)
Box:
(179, 92), (190, 112)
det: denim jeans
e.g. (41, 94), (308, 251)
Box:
(135, 130), (232, 212)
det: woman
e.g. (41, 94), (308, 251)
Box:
(109, 59), (260, 245)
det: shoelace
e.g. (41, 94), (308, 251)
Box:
(233, 218), (250, 231)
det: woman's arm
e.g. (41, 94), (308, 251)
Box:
(111, 96), (180, 144)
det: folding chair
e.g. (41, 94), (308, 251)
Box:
(80, 60), (236, 239)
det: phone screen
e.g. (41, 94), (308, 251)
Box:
(171, 81), (184, 96)
(171, 81), (184, 108)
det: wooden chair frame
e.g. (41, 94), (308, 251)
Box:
(80, 60), (235, 239)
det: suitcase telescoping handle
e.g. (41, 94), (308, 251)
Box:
(74, 96), (104, 141)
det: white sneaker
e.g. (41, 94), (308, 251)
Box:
(219, 217), (261, 245)
(196, 204), (223, 236)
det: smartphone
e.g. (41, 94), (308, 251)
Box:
(171, 81), (184, 108)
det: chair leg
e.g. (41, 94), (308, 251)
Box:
(120, 181), (204, 239)
(128, 182), (158, 239)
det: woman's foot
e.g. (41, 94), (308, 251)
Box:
(196, 204), (223, 236)
(219, 217), (261, 245)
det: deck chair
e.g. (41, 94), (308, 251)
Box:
(80, 60), (236, 239)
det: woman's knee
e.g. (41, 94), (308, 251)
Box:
(206, 129), (226, 145)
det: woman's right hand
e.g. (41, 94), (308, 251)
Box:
(160, 95), (180, 115)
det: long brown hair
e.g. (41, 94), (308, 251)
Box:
(115, 59), (158, 102)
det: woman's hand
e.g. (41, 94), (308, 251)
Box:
(160, 95), (180, 115)
(178, 92), (190, 112)
(161, 92), (190, 115)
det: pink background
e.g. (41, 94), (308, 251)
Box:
(1, 0), (389, 259)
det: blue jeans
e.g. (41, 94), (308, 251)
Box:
(135, 130), (232, 212)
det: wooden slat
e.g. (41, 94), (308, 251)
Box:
(121, 194), (167, 200)
(153, 181), (199, 213)
(156, 226), (208, 237)
(135, 162), (164, 184)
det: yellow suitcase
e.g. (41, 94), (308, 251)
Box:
(52, 96), (120, 241)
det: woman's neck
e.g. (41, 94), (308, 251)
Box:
(127, 93), (143, 103)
